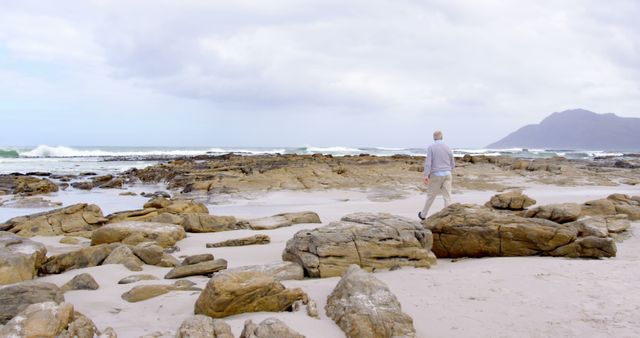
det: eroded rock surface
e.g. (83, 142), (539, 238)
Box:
(91, 221), (186, 247)
(239, 211), (321, 230)
(485, 190), (536, 210)
(0, 281), (64, 324)
(283, 212), (436, 278)
(225, 262), (304, 281)
(326, 265), (416, 338)
(177, 315), (234, 338)
(425, 204), (616, 258)
(206, 234), (270, 248)
(61, 273), (100, 292)
(240, 318), (305, 338)
(121, 280), (199, 302)
(523, 203), (583, 223)
(194, 271), (305, 318)
(164, 259), (228, 279)
(0, 175), (59, 196)
(0, 231), (47, 285)
(40, 243), (120, 274)
(0, 203), (106, 237)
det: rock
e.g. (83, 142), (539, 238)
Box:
(101, 326), (118, 338)
(0, 175), (59, 196)
(40, 243), (119, 274)
(425, 204), (615, 258)
(606, 215), (631, 233)
(179, 214), (242, 233)
(121, 280), (200, 303)
(239, 211), (321, 230)
(72, 181), (95, 190)
(118, 274), (159, 284)
(523, 203), (583, 223)
(240, 318), (304, 338)
(0, 301), (74, 337)
(164, 259), (228, 279)
(176, 315), (234, 338)
(157, 253), (180, 268)
(105, 197), (208, 224)
(306, 299), (319, 319)
(99, 178), (124, 189)
(0, 203), (106, 237)
(225, 262), (304, 281)
(326, 265), (416, 338)
(1, 196), (62, 208)
(194, 271), (306, 318)
(91, 221), (186, 247)
(102, 245), (144, 271)
(0, 231), (47, 285)
(119, 191), (138, 196)
(283, 212), (436, 278)
(59, 236), (81, 245)
(181, 253), (214, 266)
(132, 242), (165, 265)
(58, 311), (100, 338)
(61, 273), (99, 292)
(549, 236), (617, 258)
(206, 234), (271, 248)
(485, 190), (536, 210)
(0, 281), (64, 324)
(570, 217), (610, 237)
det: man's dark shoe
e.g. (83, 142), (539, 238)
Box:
(418, 211), (426, 221)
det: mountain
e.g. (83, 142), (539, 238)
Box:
(487, 109), (640, 151)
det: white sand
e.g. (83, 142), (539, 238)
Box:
(5, 183), (640, 337)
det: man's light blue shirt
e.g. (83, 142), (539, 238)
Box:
(430, 140), (451, 176)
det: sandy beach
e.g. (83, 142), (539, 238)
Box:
(2, 177), (638, 337)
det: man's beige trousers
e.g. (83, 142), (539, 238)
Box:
(421, 175), (452, 216)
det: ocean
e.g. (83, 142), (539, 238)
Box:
(0, 145), (631, 175)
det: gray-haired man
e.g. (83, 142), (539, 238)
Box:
(418, 130), (455, 220)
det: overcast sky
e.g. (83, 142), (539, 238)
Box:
(1, 0), (639, 148)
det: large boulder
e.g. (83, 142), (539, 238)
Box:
(105, 197), (209, 224)
(225, 262), (304, 281)
(194, 271), (306, 318)
(523, 203), (582, 223)
(240, 318), (304, 338)
(326, 265), (416, 338)
(283, 213), (436, 278)
(239, 211), (321, 230)
(0, 175), (58, 196)
(177, 315), (234, 338)
(0, 281), (64, 324)
(485, 190), (536, 210)
(0, 231), (47, 285)
(91, 221), (186, 247)
(0, 203), (106, 237)
(424, 204), (615, 258)
(40, 243), (120, 274)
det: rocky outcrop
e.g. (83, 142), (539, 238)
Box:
(206, 234), (270, 248)
(0, 302), (111, 337)
(0, 203), (106, 237)
(164, 259), (228, 279)
(40, 243), (120, 274)
(523, 203), (583, 223)
(283, 213), (436, 278)
(424, 204), (616, 258)
(103, 245), (144, 271)
(570, 215), (631, 238)
(485, 190), (536, 210)
(105, 197), (209, 224)
(326, 265), (416, 338)
(0, 231), (47, 285)
(0, 174), (59, 196)
(582, 194), (640, 220)
(1, 196), (62, 208)
(91, 221), (186, 247)
(60, 273), (100, 292)
(176, 315), (233, 338)
(171, 213), (242, 233)
(240, 318), (305, 338)
(121, 280), (200, 303)
(238, 211), (321, 230)
(194, 271), (306, 318)
(225, 262), (304, 281)
(0, 281), (64, 324)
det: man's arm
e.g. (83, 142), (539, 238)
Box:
(424, 146), (432, 184)
(449, 148), (455, 171)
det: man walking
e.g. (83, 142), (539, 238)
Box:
(418, 130), (455, 220)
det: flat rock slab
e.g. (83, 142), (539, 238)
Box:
(425, 203), (616, 258)
(523, 203), (583, 223)
(0, 231), (47, 285)
(240, 211), (321, 230)
(40, 243), (120, 274)
(194, 271), (306, 318)
(0, 281), (64, 324)
(91, 221), (186, 247)
(283, 212), (436, 278)
(118, 274), (160, 284)
(181, 253), (214, 266)
(165, 259), (228, 279)
(0, 203), (105, 237)
(326, 265), (416, 338)
(121, 280), (200, 303)
(485, 190), (536, 210)
(206, 234), (270, 248)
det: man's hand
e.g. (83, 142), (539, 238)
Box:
(423, 176), (429, 185)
